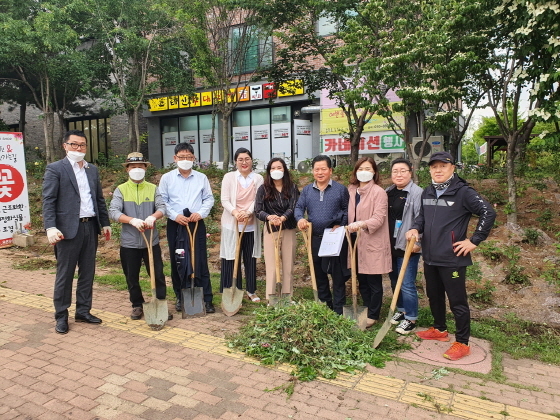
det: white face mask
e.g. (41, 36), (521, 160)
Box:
(177, 160), (193, 171)
(270, 170), (284, 180)
(67, 151), (85, 162)
(129, 168), (145, 181)
(356, 171), (374, 183)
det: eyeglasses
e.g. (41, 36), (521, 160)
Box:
(66, 142), (87, 150)
(126, 157), (147, 163)
(175, 155), (195, 161)
(391, 169), (410, 175)
(236, 158), (252, 163)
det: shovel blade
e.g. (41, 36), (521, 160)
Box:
(373, 308), (395, 348)
(221, 285), (244, 316)
(181, 287), (205, 318)
(143, 293), (168, 331)
(343, 304), (369, 331)
(268, 294), (290, 307)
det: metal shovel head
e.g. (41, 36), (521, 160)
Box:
(143, 290), (168, 331)
(221, 284), (244, 316)
(268, 294), (290, 307)
(343, 304), (369, 330)
(181, 286), (205, 318)
(373, 307), (394, 348)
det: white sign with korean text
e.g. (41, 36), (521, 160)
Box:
(0, 132), (31, 247)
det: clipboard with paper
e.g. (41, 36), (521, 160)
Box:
(318, 226), (346, 257)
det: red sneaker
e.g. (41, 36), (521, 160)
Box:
(443, 342), (471, 361)
(416, 327), (450, 342)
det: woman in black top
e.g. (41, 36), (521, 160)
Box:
(255, 158), (300, 303)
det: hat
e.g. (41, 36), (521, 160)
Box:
(122, 152), (151, 167)
(428, 151), (454, 166)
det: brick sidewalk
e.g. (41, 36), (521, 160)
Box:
(1, 253), (559, 420)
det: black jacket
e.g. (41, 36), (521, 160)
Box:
(411, 175), (495, 267)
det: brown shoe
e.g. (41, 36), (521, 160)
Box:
(131, 307), (143, 320)
(366, 318), (377, 328)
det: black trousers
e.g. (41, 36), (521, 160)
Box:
(311, 235), (348, 315)
(358, 274), (383, 320)
(120, 245), (167, 307)
(53, 219), (98, 320)
(167, 219), (213, 303)
(220, 232), (257, 294)
(423, 263), (470, 344)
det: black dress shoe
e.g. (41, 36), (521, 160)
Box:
(175, 298), (182, 312)
(75, 313), (102, 324)
(205, 302), (215, 314)
(168, 313), (173, 320)
(55, 318), (69, 334)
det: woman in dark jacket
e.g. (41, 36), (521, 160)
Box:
(255, 158), (299, 303)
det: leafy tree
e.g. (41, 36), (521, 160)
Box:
(168, 0), (273, 169)
(86, 0), (193, 152)
(478, 0), (560, 224)
(0, 0), (99, 162)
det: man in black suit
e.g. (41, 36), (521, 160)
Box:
(42, 130), (111, 334)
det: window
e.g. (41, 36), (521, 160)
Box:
(230, 25), (272, 74)
(67, 117), (110, 164)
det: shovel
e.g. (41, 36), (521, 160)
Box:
(140, 229), (168, 330)
(301, 222), (320, 302)
(182, 221), (205, 317)
(343, 228), (368, 330)
(221, 220), (247, 316)
(373, 236), (416, 348)
(267, 220), (285, 307)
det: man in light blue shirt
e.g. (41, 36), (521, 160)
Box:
(159, 143), (215, 313)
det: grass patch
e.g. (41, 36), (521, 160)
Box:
(12, 258), (56, 271)
(227, 300), (396, 385)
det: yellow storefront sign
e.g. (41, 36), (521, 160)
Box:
(149, 97), (168, 112)
(320, 103), (404, 135)
(278, 80), (304, 97)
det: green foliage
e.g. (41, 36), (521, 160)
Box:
(541, 261), (560, 292)
(227, 301), (392, 382)
(478, 187), (507, 206)
(478, 241), (504, 263)
(536, 209), (553, 231)
(504, 265), (530, 286)
(523, 228), (541, 245)
(471, 314), (560, 365)
(468, 262), (495, 304)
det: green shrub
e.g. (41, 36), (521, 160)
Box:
(478, 241), (503, 263)
(504, 265), (530, 286)
(468, 262), (495, 304)
(227, 301), (393, 383)
(523, 228), (542, 245)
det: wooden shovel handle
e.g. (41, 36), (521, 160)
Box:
(185, 221), (199, 277)
(232, 220), (248, 282)
(345, 227), (360, 300)
(389, 236), (416, 312)
(267, 220), (282, 286)
(301, 222), (318, 293)
(140, 229), (156, 290)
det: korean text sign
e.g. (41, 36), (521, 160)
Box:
(0, 132), (31, 247)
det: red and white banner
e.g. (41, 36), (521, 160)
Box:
(0, 132), (31, 247)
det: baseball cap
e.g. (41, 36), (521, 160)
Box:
(428, 151), (454, 166)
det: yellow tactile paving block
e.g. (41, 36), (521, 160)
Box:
(451, 393), (506, 419)
(355, 373), (406, 400)
(1, 287), (556, 420)
(505, 406), (559, 420)
(401, 383), (453, 412)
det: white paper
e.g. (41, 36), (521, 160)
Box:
(318, 226), (345, 257)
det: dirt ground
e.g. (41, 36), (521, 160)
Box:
(6, 173), (560, 328)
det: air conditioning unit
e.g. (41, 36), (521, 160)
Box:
(373, 153), (392, 170)
(411, 136), (444, 163)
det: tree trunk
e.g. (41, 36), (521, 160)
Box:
(126, 109), (137, 153)
(221, 114), (230, 171)
(56, 111), (66, 160)
(43, 111), (56, 163)
(133, 108), (141, 152)
(18, 99), (26, 137)
(349, 129), (362, 166)
(505, 134), (517, 225)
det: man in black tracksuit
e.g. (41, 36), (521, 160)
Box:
(406, 151), (495, 361)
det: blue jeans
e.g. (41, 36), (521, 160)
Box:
(388, 253), (420, 321)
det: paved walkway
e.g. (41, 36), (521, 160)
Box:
(1, 252), (560, 420)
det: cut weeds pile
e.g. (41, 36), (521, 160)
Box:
(227, 300), (396, 384)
